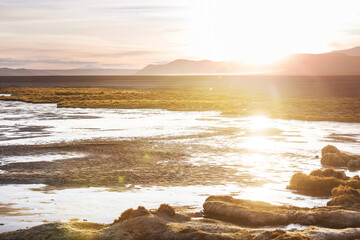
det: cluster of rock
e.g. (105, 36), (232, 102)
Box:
(321, 145), (360, 169)
(0, 203), (313, 240)
(4, 201), (360, 240)
(2, 145), (360, 240)
(288, 145), (360, 207)
(287, 168), (360, 197)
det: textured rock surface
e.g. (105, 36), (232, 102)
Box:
(203, 195), (360, 228)
(287, 168), (360, 196)
(320, 145), (360, 169)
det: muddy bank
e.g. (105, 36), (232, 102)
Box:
(0, 138), (250, 190)
(2, 199), (360, 240)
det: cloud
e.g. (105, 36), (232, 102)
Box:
(103, 50), (157, 57)
(105, 5), (182, 12)
(0, 48), (62, 53)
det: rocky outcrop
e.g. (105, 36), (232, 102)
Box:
(3, 201), (360, 239)
(99, 204), (251, 240)
(203, 195), (360, 229)
(203, 196), (294, 227)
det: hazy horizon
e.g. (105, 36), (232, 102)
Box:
(1, 0), (360, 69)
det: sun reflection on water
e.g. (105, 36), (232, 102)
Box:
(243, 136), (275, 151)
(249, 115), (271, 130)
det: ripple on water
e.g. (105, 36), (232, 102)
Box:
(0, 101), (220, 146)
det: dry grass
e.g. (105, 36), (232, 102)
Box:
(1, 87), (360, 122)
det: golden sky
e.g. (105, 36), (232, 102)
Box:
(1, 0), (360, 69)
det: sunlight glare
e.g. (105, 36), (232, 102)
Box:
(249, 116), (270, 130)
(185, 0), (351, 64)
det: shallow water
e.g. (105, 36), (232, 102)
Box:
(1, 100), (360, 232)
(1, 153), (87, 165)
(0, 184), (324, 232)
(0, 101), (218, 145)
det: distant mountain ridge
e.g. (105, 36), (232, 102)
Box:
(137, 46), (360, 75)
(2, 46), (360, 76)
(0, 68), (138, 76)
(333, 46), (360, 56)
(137, 59), (253, 75)
(138, 59), (269, 75)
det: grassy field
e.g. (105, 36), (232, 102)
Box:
(1, 87), (360, 122)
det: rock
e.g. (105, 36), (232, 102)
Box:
(203, 195), (360, 229)
(346, 176), (360, 189)
(203, 198), (291, 227)
(302, 226), (360, 240)
(320, 145), (360, 168)
(0, 222), (104, 240)
(287, 172), (344, 196)
(254, 229), (311, 240)
(101, 205), (236, 240)
(288, 169), (360, 196)
(3, 202), (360, 239)
(322, 145), (340, 155)
(155, 204), (176, 217)
(113, 206), (150, 223)
(347, 160), (360, 169)
(327, 185), (360, 206)
(310, 168), (347, 180)
(339, 152), (352, 165)
(321, 153), (344, 167)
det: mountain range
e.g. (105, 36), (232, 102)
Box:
(137, 47), (360, 75)
(1, 46), (360, 76)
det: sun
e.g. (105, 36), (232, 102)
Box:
(184, 0), (347, 65)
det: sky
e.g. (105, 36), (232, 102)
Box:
(1, 0), (360, 69)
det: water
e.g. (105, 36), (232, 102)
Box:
(1, 100), (360, 232)
(0, 101), (218, 145)
(1, 153), (87, 165)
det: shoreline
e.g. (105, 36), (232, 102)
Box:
(2, 197), (360, 239)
